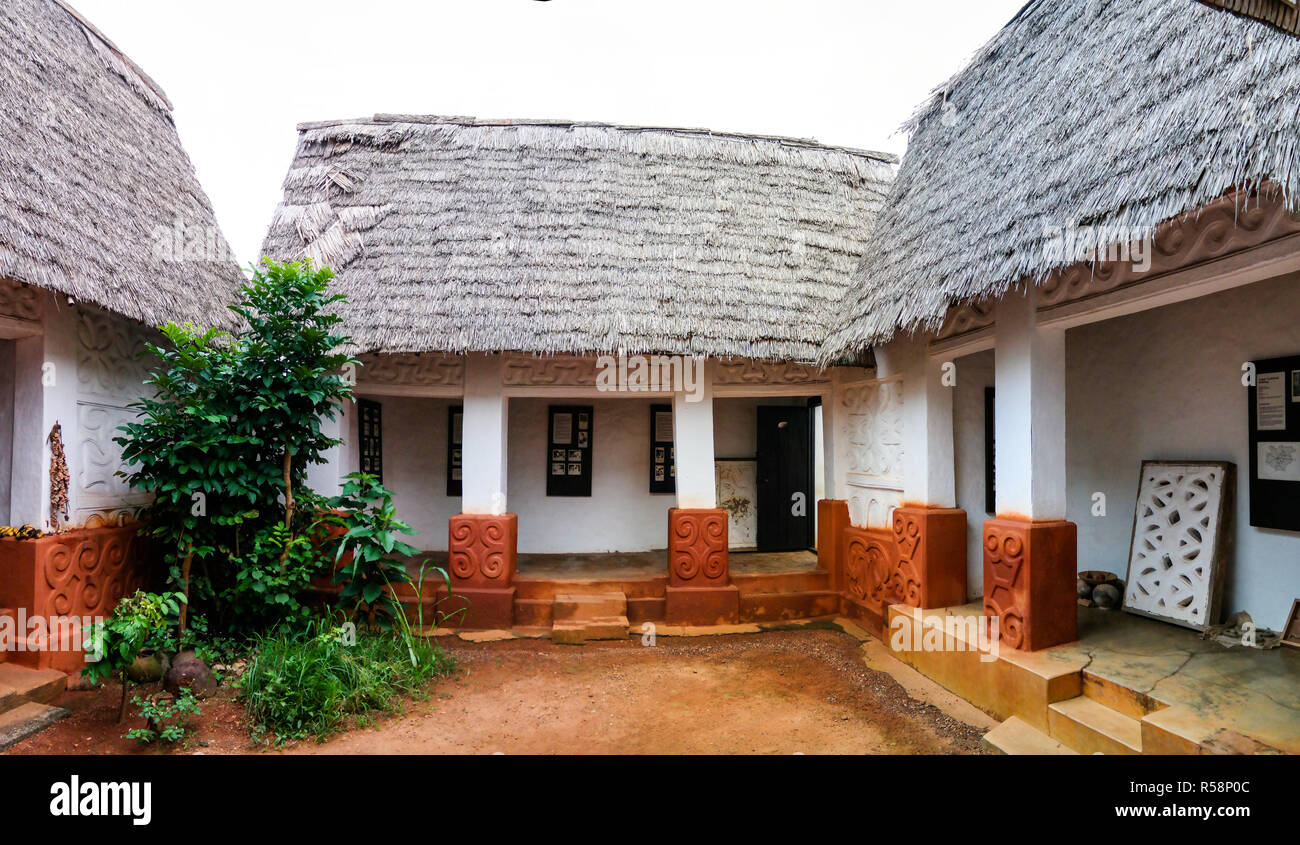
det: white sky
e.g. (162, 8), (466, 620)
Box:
(72, 0), (1028, 266)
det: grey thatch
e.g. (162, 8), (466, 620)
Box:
(821, 0), (1300, 362)
(0, 0), (244, 327)
(262, 115), (895, 361)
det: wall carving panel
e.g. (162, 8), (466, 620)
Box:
(0, 279), (42, 321)
(983, 523), (1027, 650)
(839, 377), (903, 529)
(359, 353), (464, 386)
(76, 309), (150, 401)
(715, 460), (757, 549)
(1122, 461), (1233, 631)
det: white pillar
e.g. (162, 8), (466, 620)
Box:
(994, 288), (1067, 519)
(306, 398), (357, 497)
(821, 370), (838, 498)
(876, 339), (956, 508)
(461, 354), (508, 515)
(672, 359), (716, 509)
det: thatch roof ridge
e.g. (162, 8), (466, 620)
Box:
(820, 0), (1300, 362)
(295, 114), (900, 164)
(264, 114), (895, 361)
(0, 0), (244, 329)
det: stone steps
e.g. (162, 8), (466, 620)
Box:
(0, 663), (67, 712)
(1048, 695), (1143, 755)
(983, 716), (1078, 755)
(0, 701), (68, 751)
(551, 592), (630, 644)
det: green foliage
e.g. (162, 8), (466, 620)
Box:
(82, 591), (185, 686)
(221, 522), (324, 631)
(126, 689), (201, 745)
(321, 473), (419, 622)
(114, 259), (356, 632)
(237, 620), (454, 744)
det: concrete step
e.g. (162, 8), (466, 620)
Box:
(1082, 670), (1164, 719)
(552, 615), (630, 645)
(553, 592), (627, 622)
(983, 716), (1078, 755)
(0, 701), (69, 751)
(1049, 695), (1143, 755)
(0, 664), (67, 711)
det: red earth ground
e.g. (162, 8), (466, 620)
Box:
(4, 629), (987, 755)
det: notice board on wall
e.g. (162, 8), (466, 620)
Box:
(1247, 355), (1300, 531)
(649, 403), (675, 494)
(446, 405), (463, 497)
(546, 405), (592, 497)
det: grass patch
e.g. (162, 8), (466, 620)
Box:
(238, 620), (455, 744)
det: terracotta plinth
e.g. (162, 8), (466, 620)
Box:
(0, 524), (148, 672)
(816, 499), (849, 589)
(665, 508), (737, 624)
(444, 513), (518, 629)
(892, 506), (967, 608)
(983, 517), (1077, 651)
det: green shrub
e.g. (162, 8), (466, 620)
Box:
(237, 620), (454, 743)
(126, 689), (201, 745)
(320, 472), (420, 623)
(83, 591), (186, 721)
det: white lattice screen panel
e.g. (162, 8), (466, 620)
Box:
(1123, 462), (1233, 631)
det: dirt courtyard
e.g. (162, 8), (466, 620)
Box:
(8, 628), (989, 755)
(297, 628), (987, 755)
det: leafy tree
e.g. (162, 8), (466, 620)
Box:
(117, 260), (357, 632)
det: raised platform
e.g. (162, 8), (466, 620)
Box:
(889, 602), (1300, 755)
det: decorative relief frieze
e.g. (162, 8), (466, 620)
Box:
(358, 353), (464, 386)
(0, 278), (41, 321)
(501, 354), (597, 386)
(935, 192), (1300, 340)
(839, 376), (904, 530)
(713, 359), (828, 385)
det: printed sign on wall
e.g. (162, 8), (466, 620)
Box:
(547, 405), (593, 496)
(649, 403), (675, 494)
(1248, 355), (1300, 530)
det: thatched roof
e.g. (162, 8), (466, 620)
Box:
(821, 0), (1300, 361)
(262, 115), (895, 361)
(0, 0), (244, 327)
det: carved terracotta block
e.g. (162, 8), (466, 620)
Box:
(816, 499), (849, 589)
(444, 513), (518, 629)
(892, 506), (967, 609)
(667, 508), (728, 587)
(448, 513), (518, 588)
(983, 517), (1077, 651)
(842, 524), (901, 622)
(0, 525), (148, 672)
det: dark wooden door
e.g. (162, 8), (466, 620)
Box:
(756, 405), (813, 551)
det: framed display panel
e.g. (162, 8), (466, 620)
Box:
(1247, 354), (1300, 530)
(1122, 460), (1235, 632)
(446, 405), (463, 497)
(358, 398), (383, 484)
(649, 403), (675, 494)
(546, 405), (592, 497)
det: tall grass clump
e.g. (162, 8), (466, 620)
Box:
(238, 620), (454, 743)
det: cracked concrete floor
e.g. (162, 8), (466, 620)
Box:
(1032, 607), (1300, 752)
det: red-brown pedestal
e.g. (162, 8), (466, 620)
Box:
(983, 517), (1077, 651)
(0, 525), (147, 672)
(816, 499), (849, 589)
(444, 513), (518, 629)
(665, 508), (738, 625)
(893, 506), (967, 608)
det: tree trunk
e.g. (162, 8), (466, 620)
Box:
(280, 447), (294, 570)
(118, 669), (129, 723)
(178, 541), (194, 633)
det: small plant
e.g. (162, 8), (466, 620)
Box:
(126, 688), (201, 745)
(83, 591), (185, 721)
(222, 521), (327, 631)
(321, 473), (420, 623)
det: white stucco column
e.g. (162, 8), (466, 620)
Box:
(994, 288), (1067, 519)
(305, 398), (357, 497)
(876, 339), (956, 508)
(672, 359), (716, 509)
(461, 353), (508, 515)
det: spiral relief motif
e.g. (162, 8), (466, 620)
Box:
(37, 527), (143, 619)
(983, 523), (1028, 650)
(668, 510), (728, 585)
(448, 515), (515, 584)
